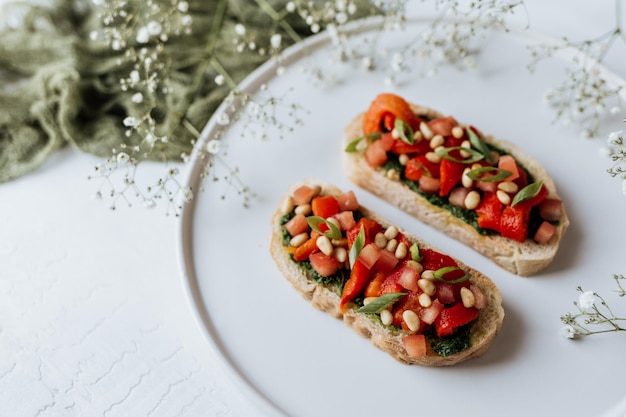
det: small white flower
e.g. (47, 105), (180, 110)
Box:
(578, 291), (596, 310)
(599, 146), (612, 157)
(286, 1), (295, 12)
(136, 27), (150, 44)
(560, 325), (576, 339)
(116, 152), (130, 164)
(608, 130), (623, 145)
(89, 31), (99, 41)
(276, 66), (285, 76)
(391, 53), (403, 71)
(177, 1), (189, 12)
(216, 112), (230, 126)
(111, 39), (122, 50)
(214, 74), (225, 86)
(362, 56), (374, 70)
(311, 23), (320, 34)
(206, 139), (221, 155)
(270, 33), (282, 49)
(347, 3), (357, 14)
(181, 15), (192, 26)
(129, 70), (140, 83)
(147, 21), (162, 36)
(123, 116), (139, 127)
(143, 199), (156, 209)
(234, 23), (246, 36)
(383, 76), (395, 86)
(182, 187), (193, 202)
(335, 12), (348, 24)
(610, 106), (621, 115)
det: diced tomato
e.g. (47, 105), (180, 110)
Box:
(333, 211), (356, 231)
(402, 334), (427, 358)
(397, 265), (419, 292)
(311, 195), (340, 218)
(435, 302), (479, 337)
(379, 270), (405, 296)
(336, 190), (359, 212)
(497, 155), (520, 183)
(346, 218), (383, 249)
(284, 213), (309, 236)
(380, 132), (395, 151)
(362, 93), (421, 134)
(500, 205), (529, 243)
(419, 299), (444, 324)
(364, 138), (388, 167)
(420, 248), (458, 272)
(513, 165), (528, 189)
(292, 185), (318, 206)
(515, 183), (549, 210)
(475, 192), (503, 233)
(340, 258), (373, 312)
(390, 138), (432, 155)
(539, 198), (563, 222)
(469, 285), (486, 309)
(293, 235), (319, 262)
(534, 221), (557, 244)
(419, 175), (441, 194)
(475, 180), (498, 193)
(439, 158), (465, 197)
(375, 249), (399, 273)
(435, 282), (456, 305)
(358, 243), (381, 270)
(309, 252), (341, 277)
(404, 155), (439, 182)
(428, 116), (459, 137)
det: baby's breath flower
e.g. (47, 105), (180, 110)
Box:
(578, 291), (596, 310)
(206, 139), (221, 155)
(560, 325), (576, 339)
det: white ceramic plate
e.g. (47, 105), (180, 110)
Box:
(177, 19), (626, 417)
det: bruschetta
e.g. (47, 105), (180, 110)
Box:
(342, 93), (569, 276)
(270, 179), (504, 366)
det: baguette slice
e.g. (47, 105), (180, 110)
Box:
(342, 100), (569, 276)
(270, 179), (504, 366)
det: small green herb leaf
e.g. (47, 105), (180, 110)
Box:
(344, 132), (382, 153)
(394, 118), (414, 145)
(348, 225), (365, 268)
(433, 266), (471, 284)
(436, 146), (485, 164)
(307, 216), (342, 239)
(357, 292), (406, 314)
(466, 127), (495, 163)
(410, 242), (422, 262)
(511, 180), (544, 207)
(466, 166), (512, 182)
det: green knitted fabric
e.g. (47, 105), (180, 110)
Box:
(0, 0), (377, 183)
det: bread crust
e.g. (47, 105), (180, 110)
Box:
(342, 103), (569, 276)
(270, 179), (504, 366)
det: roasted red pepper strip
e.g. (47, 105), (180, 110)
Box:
(362, 93), (421, 135)
(340, 258), (372, 312)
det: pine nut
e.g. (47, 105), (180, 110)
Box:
(421, 270), (435, 280)
(281, 196), (295, 215)
(399, 154), (410, 165)
(407, 260), (424, 274)
(327, 217), (341, 230)
(386, 169), (400, 181)
(460, 140), (471, 158)
(310, 184), (322, 198)
(334, 246), (347, 263)
(316, 235), (333, 256)
(380, 309), (393, 326)
(290, 232), (308, 247)
(462, 167), (474, 188)
(395, 242), (408, 259)
(403, 310), (420, 332)
(331, 238), (348, 247)
(420, 122), (434, 140)
(451, 125), (464, 139)
(496, 189), (511, 205)
(295, 203), (312, 216)
(386, 238), (398, 253)
(363, 297), (377, 305)
(391, 128), (400, 139)
(384, 226), (399, 239)
(497, 181), (519, 193)
(425, 151), (441, 164)
(418, 293), (432, 308)
(464, 190), (481, 210)
(418, 278), (436, 296)
(460, 287), (476, 308)
(374, 232), (388, 249)
(413, 130), (423, 142)
(430, 134), (444, 149)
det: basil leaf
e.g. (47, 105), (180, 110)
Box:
(306, 216), (342, 239)
(394, 118), (414, 145)
(348, 225), (365, 268)
(433, 266), (471, 284)
(344, 132), (381, 153)
(466, 166), (512, 182)
(511, 180), (544, 207)
(436, 146), (485, 164)
(466, 127), (495, 163)
(410, 242), (422, 262)
(357, 292), (406, 314)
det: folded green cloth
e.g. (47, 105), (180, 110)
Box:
(0, 0), (377, 183)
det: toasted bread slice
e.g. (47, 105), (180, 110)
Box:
(270, 179), (504, 366)
(342, 101), (569, 276)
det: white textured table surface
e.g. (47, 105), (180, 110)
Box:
(1, 2), (625, 417)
